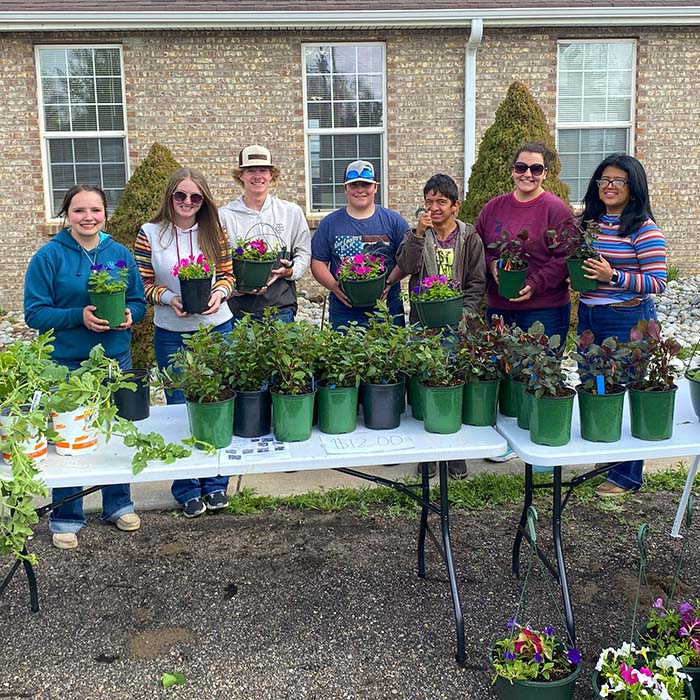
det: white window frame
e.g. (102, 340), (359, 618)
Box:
(35, 43), (130, 221)
(301, 42), (388, 214)
(555, 38), (637, 204)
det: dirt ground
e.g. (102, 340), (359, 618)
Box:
(1, 490), (698, 700)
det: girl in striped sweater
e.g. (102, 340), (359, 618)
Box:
(577, 153), (667, 496)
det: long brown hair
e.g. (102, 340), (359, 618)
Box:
(151, 168), (226, 265)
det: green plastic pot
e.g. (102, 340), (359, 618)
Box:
(567, 258), (598, 293)
(628, 385), (677, 440)
(186, 397), (234, 449)
(407, 375), (424, 420)
(577, 385), (625, 443)
(233, 258), (275, 292)
(498, 266), (528, 300)
(462, 379), (500, 426)
(317, 385), (358, 434)
(515, 379), (531, 430)
(413, 294), (464, 329)
(340, 273), (386, 308)
(491, 648), (581, 700)
(420, 382), (463, 434)
(529, 388), (575, 446)
(88, 290), (126, 328)
(271, 390), (316, 442)
(499, 374), (518, 417)
(686, 373), (700, 421)
(591, 670), (694, 699)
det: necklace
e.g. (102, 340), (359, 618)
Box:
(81, 246), (98, 268)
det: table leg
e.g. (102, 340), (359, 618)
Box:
(552, 465), (576, 643)
(671, 455), (699, 538)
(512, 463), (533, 578)
(437, 460), (466, 662)
(417, 462), (430, 578)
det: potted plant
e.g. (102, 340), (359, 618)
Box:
(358, 302), (411, 429)
(159, 326), (236, 448)
(526, 330), (574, 446)
(314, 324), (364, 435)
(402, 329), (441, 421)
(171, 253), (213, 314)
(573, 330), (633, 443)
(593, 643), (693, 699)
(87, 260), (129, 328)
(455, 313), (508, 426)
(409, 274), (464, 329)
(626, 319), (682, 441)
(638, 598), (700, 695)
(336, 252), (387, 308)
(227, 313), (275, 437)
(547, 219), (601, 293)
(266, 317), (318, 442)
(413, 332), (463, 434)
(490, 620), (582, 700)
(683, 342), (700, 421)
(232, 237), (279, 292)
(488, 228), (529, 299)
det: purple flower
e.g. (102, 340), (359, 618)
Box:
(507, 617), (517, 629)
(90, 264), (103, 271)
(567, 648), (581, 665)
(679, 602), (694, 618)
(504, 651), (516, 660)
(115, 259), (127, 268)
(544, 626), (553, 636)
(235, 246), (244, 256)
(534, 653), (543, 663)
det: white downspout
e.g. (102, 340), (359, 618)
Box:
(463, 18), (483, 196)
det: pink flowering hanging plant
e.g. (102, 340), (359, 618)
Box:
(336, 253), (386, 282)
(87, 260), (129, 293)
(232, 238), (279, 262)
(171, 253), (213, 280)
(640, 598), (700, 667)
(409, 275), (462, 303)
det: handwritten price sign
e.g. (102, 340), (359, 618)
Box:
(319, 430), (414, 455)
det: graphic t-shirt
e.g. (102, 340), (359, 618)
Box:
(434, 225), (459, 277)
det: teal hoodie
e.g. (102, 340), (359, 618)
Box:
(24, 228), (146, 366)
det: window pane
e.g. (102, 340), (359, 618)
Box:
(609, 43), (633, 70)
(94, 48), (121, 76)
(307, 103), (332, 129)
(333, 74), (357, 100)
(45, 105), (70, 132)
(358, 75), (382, 101)
(558, 97), (582, 124)
(331, 46), (357, 74)
(51, 163), (76, 189)
(49, 139), (74, 162)
(73, 138), (100, 161)
(40, 49), (68, 77)
(102, 163), (126, 188)
(75, 163), (102, 183)
(305, 46), (331, 74)
(359, 101), (383, 128)
(70, 104), (97, 131)
(96, 77), (122, 104)
(67, 48), (94, 76)
(98, 104), (124, 131)
(69, 76), (94, 103)
(333, 102), (357, 128)
(100, 138), (125, 162)
(559, 43), (583, 71)
(42, 77), (68, 104)
(357, 46), (383, 74)
(306, 75), (331, 101)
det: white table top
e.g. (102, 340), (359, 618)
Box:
(496, 378), (700, 467)
(1, 405), (507, 488)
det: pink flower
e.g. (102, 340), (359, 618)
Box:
(620, 663), (640, 685)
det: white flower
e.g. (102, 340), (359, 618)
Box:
(656, 654), (683, 672)
(599, 683), (610, 697)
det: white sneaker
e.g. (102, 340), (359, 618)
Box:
(487, 448), (517, 463)
(52, 532), (78, 549)
(114, 513), (141, 532)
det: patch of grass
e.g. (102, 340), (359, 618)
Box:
(667, 266), (680, 282)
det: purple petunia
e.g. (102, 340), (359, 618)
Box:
(115, 259), (127, 268)
(567, 648), (581, 665)
(504, 651), (516, 660)
(90, 264), (103, 271)
(544, 626), (553, 636)
(507, 617), (517, 629)
(534, 653), (543, 663)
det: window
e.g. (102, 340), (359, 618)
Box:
(303, 43), (386, 211)
(556, 40), (635, 202)
(36, 45), (129, 217)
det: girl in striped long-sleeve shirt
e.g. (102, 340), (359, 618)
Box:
(134, 167), (234, 518)
(577, 153), (666, 497)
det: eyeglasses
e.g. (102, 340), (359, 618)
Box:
(345, 168), (374, 181)
(173, 190), (204, 204)
(597, 178), (628, 188)
(513, 162), (546, 176)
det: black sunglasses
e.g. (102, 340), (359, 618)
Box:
(513, 162), (546, 176)
(173, 190), (204, 204)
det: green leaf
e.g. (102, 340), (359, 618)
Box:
(161, 672), (186, 688)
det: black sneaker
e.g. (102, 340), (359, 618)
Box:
(416, 462), (437, 478)
(182, 497), (206, 518)
(448, 460), (468, 480)
(204, 491), (229, 511)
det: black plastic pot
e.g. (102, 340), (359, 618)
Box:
(233, 389), (272, 437)
(180, 277), (212, 314)
(361, 379), (404, 430)
(113, 368), (151, 421)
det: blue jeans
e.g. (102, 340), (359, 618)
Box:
(577, 298), (657, 490)
(230, 307), (295, 326)
(486, 303), (571, 347)
(330, 303), (406, 332)
(153, 322), (232, 506)
(50, 349), (135, 534)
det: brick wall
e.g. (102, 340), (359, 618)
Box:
(1, 26), (698, 310)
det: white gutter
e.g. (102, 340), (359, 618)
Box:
(2, 8), (700, 31)
(463, 18), (483, 197)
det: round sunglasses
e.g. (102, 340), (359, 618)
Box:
(173, 190), (204, 205)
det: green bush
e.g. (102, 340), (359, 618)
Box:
(458, 81), (570, 224)
(108, 143), (182, 368)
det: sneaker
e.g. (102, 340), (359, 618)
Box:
(114, 513), (141, 532)
(416, 462), (436, 478)
(448, 460), (468, 480)
(596, 481), (636, 497)
(487, 448), (517, 463)
(52, 532), (78, 550)
(204, 491), (229, 511)
(182, 497), (206, 518)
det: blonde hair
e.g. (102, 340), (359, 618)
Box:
(232, 165), (280, 188)
(151, 167), (226, 266)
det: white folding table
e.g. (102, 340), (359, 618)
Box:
(0, 405), (507, 662)
(496, 378), (700, 644)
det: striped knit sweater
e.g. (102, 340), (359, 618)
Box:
(580, 213), (666, 305)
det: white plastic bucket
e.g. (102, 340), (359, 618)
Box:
(51, 407), (99, 456)
(0, 408), (48, 465)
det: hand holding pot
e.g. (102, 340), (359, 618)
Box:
(200, 290), (225, 315)
(169, 295), (189, 318)
(581, 255), (614, 282)
(83, 305), (111, 333)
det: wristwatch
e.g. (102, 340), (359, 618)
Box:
(610, 269), (620, 285)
